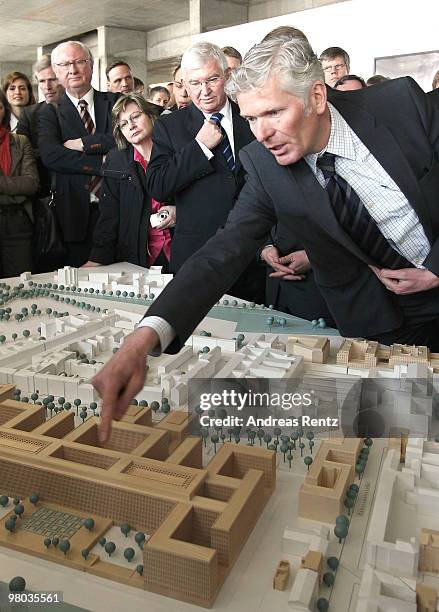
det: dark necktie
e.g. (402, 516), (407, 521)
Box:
(78, 99), (102, 199)
(210, 112), (236, 172)
(316, 152), (412, 269)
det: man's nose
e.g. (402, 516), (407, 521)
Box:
(254, 119), (274, 142)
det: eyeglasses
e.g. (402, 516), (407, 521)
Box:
(187, 76), (223, 91)
(118, 110), (144, 130)
(322, 63), (346, 73)
(54, 58), (90, 70)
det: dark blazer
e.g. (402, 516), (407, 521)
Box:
(146, 77), (439, 352)
(89, 146), (151, 266)
(38, 89), (118, 242)
(145, 99), (255, 272)
(17, 102), (51, 196)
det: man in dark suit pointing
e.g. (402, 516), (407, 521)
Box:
(145, 41), (264, 303)
(39, 40), (118, 266)
(94, 36), (439, 442)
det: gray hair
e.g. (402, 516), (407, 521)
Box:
(181, 42), (228, 77)
(51, 41), (93, 66)
(225, 37), (324, 108)
(33, 54), (52, 77)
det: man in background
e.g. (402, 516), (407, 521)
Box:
(106, 60), (134, 94)
(319, 46), (350, 87)
(148, 86), (170, 107)
(222, 46), (242, 70)
(39, 40), (118, 267)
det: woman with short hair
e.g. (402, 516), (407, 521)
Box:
(85, 93), (175, 269)
(2, 71), (36, 132)
(0, 89), (39, 276)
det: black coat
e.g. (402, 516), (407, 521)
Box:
(146, 77), (439, 351)
(145, 99), (255, 273)
(38, 90), (118, 242)
(90, 146), (152, 266)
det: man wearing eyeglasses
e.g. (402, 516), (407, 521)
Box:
(319, 46), (350, 88)
(38, 40), (118, 266)
(145, 41), (265, 303)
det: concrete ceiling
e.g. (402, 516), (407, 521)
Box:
(0, 0), (190, 62)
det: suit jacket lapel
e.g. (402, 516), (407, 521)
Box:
(291, 158), (374, 264)
(334, 97), (433, 241)
(187, 104), (205, 138)
(231, 100), (249, 174)
(94, 90), (110, 132)
(57, 93), (87, 137)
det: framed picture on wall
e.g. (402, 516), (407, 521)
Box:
(375, 50), (439, 92)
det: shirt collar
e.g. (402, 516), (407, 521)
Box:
(133, 147), (145, 163)
(66, 87), (94, 109)
(305, 102), (356, 171)
(201, 97), (232, 121)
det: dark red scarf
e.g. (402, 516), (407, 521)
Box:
(0, 127), (12, 176)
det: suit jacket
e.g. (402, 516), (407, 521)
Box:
(38, 89), (118, 242)
(0, 133), (39, 219)
(145, 99), (255, 272)
(17, 102), (52, 196)
(146, 77), (439, 352)
(90, 146), (151, 267)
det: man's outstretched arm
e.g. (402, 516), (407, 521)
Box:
(92, 326), (159, 442)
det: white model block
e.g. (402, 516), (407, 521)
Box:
(34, 374), (49, 395)
(170, 382), (187, 406)
(115, 320), (136, 330)
(288, 568), (318, 611)
(40, 321), (57, 339)
(45, 374), (66, 397)
(157, 347), (193, 375)
(282, 527), (328, 558)
(77, 383), (96, 403)
(13, 370), (35, 394)
(139, 384), (162, 403)
(89, 272), (108, 283)
(64, 379), (80, 398)
(20, 271), (31, 281)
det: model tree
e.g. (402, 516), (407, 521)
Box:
(211, 434), (219, 453)
(9, 576), (26, 592)
(135, 532), (146, 549)
(80, 408), (88, 423)
(14, 503), (24, 519)
(99, 537), (106, 547)
(59, 539), (70, 556)
(323, 571), (335, 587)
(120, 523), (131, 538)
(136, 564), (144, 576)
(44, 537), (51, 549)
(316, 598), (329, 611)
(5, 518), (16, 533)
(29, 493), (39, 506)
(81, 548), (89, 560)
(83, 518), (95, 532)
(287, 452), (293, 469)
(334, 523), (348, 544)
(52, 536), (59, 548)
(327, 557), (339, 573)
(124, 547), (135, 562)
(105, 541), (116, 557)
(0, 495), (9, 507)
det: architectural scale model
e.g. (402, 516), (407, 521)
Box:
(0, 265), (437, 612)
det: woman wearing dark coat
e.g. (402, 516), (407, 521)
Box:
(0, 89), (39, 277)
(86, 94), (175, 268)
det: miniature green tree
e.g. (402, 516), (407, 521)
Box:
(14, 503), (24, 519)
(334, 523), (348, 544)
(83, 518), (95, 532)
(105, 541), (116, 557)
(5, 518), (16, 533)
(80, 408), (88, 423)
(316, 598), (329, 611)
(59, 539), (70, 556)
(99, 537), (106, 547)
(44, 537), (51, 549)
(150, 401), (160, 414)
(81, 548), (89, 560)
(134, 532), (146, 549)
(136, 564), (144, 575)
(304, 456), (313, 471)
(287, 452), (293, 469)
(0, 495), (9, 507)
(52, 536), (59, 548)
(364, 438), (373, 448)
(323, 571), (335, 587)
(124, 547), (135, 562)
(29, 493), (39, 506)
(200, 427), (209, 447)
(9, 576), (26, 592)
(299, 442), (305, 457)
(327, 557), (339, 573)
(120, 523), (131, 538)
(211, 434), (219, 453)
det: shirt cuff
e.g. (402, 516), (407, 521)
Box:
(137, 316), (176, 355)
(195, 138), (214, 160)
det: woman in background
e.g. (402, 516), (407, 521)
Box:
(2, 71), (35, 132)
(85, 93), (175, 269)
(0, 89), (39, 276)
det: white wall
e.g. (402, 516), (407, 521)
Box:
(194, 0), (439, 91)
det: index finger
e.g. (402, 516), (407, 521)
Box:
(97, 379), (121, 443)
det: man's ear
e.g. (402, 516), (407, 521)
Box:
(311, 80), (327, 115)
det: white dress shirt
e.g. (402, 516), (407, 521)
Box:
(66, 87), (96, 125)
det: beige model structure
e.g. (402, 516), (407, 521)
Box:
(286, 336), (330, 364)
(298, 437), (362, 522)
(0, 393), (275, 607)
(416, 583), (437, 612)
(0, 384), (15, 403)
(419, 528), (439, 574)
(336, 339), (379, 369)
(388, 344), (429, 366)
(273, 559), (290, 590)
(301, 550), (324, 583)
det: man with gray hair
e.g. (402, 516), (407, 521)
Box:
(38, 40), (118, 266)
(92, 36), (439, 442)
(145, 41), (264, 302)
(17, 54), (61, 195)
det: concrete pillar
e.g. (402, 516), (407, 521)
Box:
(98, 26), (148, 89)
(0, 62), (33, 83)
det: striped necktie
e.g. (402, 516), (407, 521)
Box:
(317, 152), (412, 269)
(78, 99), (102, 199)
(210, 112), (236, 173)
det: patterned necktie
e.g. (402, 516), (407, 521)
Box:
(317, 152), (412, 269)
(210, 112), (236, 172)
(78, 99), (102, 199)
